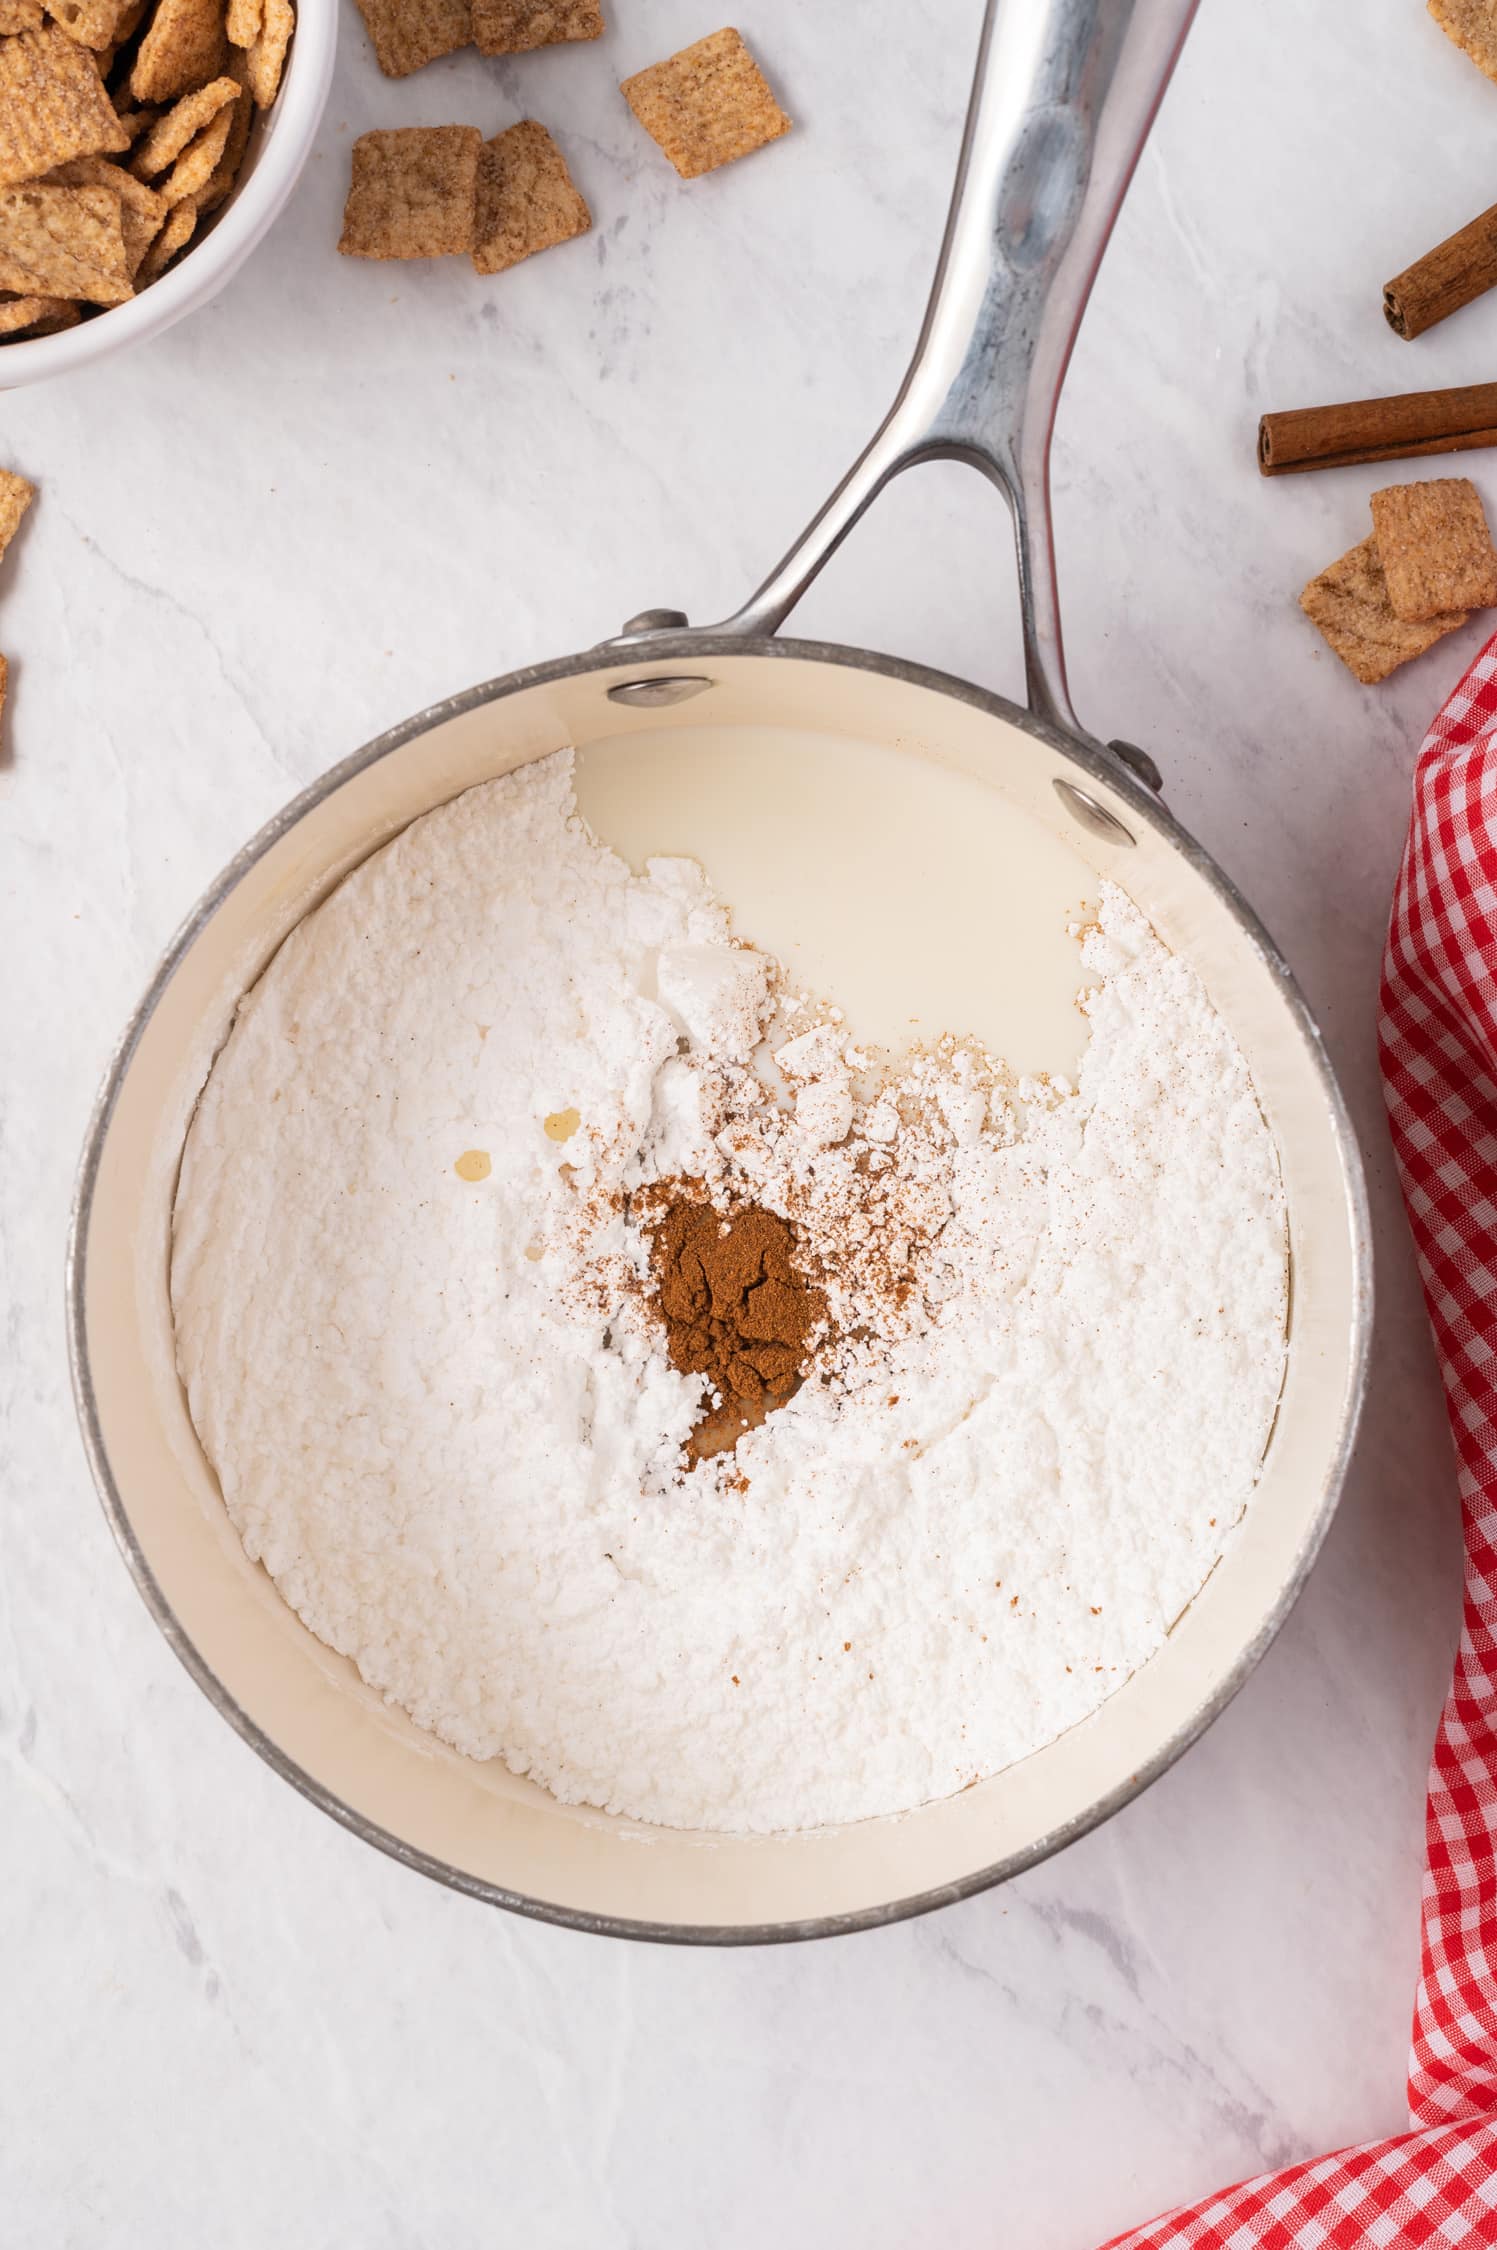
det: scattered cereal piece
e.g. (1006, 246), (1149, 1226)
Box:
(1370, 477), (1497, 619)
(353, 0), (468, 77)
(0, 25), (129, 183)
(129, 0), (227, 103)
(1430, 0), (1497, 83)
(621, 26), (789, 180)
(0, 179), (130, 298)
(338, 124), (480, 260)
(44, 153), (166, 269)
(472, 118), (588, 276)
(1300, 534), (1467, 683)
(0, 653), (10, 730)
(129, 69), (235, 171)
(242, 0), (290, 104)
(0, 0), (45, 29)
(472, 0), (599, 58)
(223, 0), (257, 42)
(0, 467), (34, 560)
(133, 181), (191, 275)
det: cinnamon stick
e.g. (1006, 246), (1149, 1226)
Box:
(1258, 382), (1497, 476)
(1385, 201), (1497, 339)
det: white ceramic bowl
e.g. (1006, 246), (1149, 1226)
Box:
(0, 0), (336, 390)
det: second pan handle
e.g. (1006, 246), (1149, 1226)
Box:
(700, 0), (1199, 741)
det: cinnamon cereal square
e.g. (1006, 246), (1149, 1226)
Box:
(621, 26), (789, 179)
(353, 0), (468, 76)
(0, 25), (129, 183)
(472, 119), (588, 275)
(129, 70), (236, 170)
(194, 64), (250, 211)
(134, 187), (193, 276)
(1300, 535), (1467, 684)
(156, 92), (231, 200)
(472, 0), (599, 58)
(242, 0), (292, 107)
(0, 179), (130, 299)
(1370, 477), (1497, 619)
(338, 124), (480, 260)
(44, 153), (166, 270)
(129, 0), (228, 104)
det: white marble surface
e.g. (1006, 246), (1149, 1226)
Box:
(0, 0), (1482, 2239)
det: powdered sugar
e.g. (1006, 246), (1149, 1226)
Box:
(171, 750), (1287, 1835)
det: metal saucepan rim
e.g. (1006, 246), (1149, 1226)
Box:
(65, 633), (1374, 1945)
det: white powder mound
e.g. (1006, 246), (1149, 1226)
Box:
(172, 750), (1287, 1836)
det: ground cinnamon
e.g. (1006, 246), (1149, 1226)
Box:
(646, 1193), (827, 1462)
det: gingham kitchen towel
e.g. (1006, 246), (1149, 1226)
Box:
(1100, 637), (1497, 2247)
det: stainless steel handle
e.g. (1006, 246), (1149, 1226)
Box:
(702, 0), (1199, 739)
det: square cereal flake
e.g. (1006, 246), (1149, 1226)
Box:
(157, 93), (232, 201)
(135, 189), (193, 277)
(44, 152), (166, 271)
(472, 0), (599, 58)
(0, 25), (129, 184)
(1370, 477), (1497, 618)
(353, 0), (468, 76)
(338, 124), (480, 259)
(195, 71), (250, 211)
(130, 0), (228, 104)
(622, 26), (789, 179)
(129, 70), (236, 171)
(1300, 534), (1467, 684)
(243, 0), (292, 108)
(1430, 0), (1497, 82)
(0, 178), (130, 299)
(473, 119), (588, 275)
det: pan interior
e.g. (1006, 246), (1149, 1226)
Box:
(573, 725), (1099, 1078)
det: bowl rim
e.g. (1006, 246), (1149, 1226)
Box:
(66, 633), (1375, 1945)
(0, 0), (337, 389)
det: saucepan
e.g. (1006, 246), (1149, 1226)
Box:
(67, 0), (1372, 1941)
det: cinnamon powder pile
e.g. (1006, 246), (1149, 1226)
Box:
(646, 1193), (828, 1461)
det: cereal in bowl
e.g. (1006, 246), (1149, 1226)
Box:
(0, 0), (293, 339)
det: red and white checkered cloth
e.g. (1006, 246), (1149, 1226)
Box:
(1100, 637), (1497, 2248)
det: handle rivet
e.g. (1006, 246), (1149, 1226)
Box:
(1053, 778), (1136, 847)
(607, 675), (715, 709)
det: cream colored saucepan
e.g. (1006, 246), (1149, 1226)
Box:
(67, 0), (1371, 1941)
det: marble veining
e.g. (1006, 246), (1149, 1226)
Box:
(0, 0), (1472, 2240)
